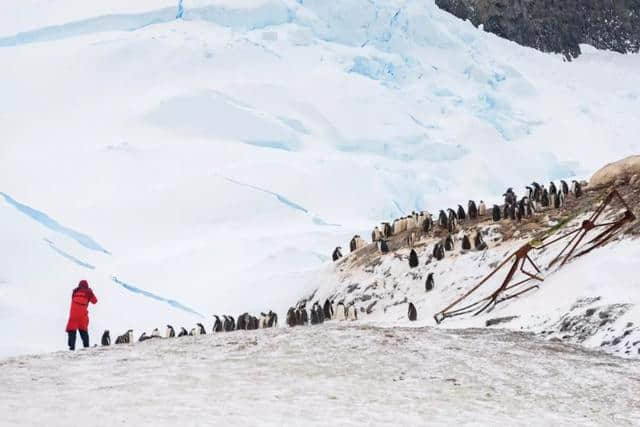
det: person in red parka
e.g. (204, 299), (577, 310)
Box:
(65, 280), (98, 350)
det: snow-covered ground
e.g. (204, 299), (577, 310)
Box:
(1, 0), (640, 357)
(1, 324), (639, 426)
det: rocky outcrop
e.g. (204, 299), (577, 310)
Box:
(435, 0), (640, 58)
(590, 155), (640, 188)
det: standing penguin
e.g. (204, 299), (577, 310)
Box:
(286, 307), (296, 327)
(474, 231), (487, 250)
(332, 247), (343, 262)
(541, 188), (550, 207)
(462, 234), (471, 250)
(166, 325), (176, 338)
(526, 186), (533, 200)
(549, 181), (557, 196)
(444, 235), (454, 251)
(323, 299), (333, 320)
(422, 215), (433, 233)
(379, 239), (390, 254)
(212, 316), (222, 333)
(468, 201), (478, 220)
(101, 330), (111, 346)
(433, 242), (445, 261)
(438, 210), (448, 228)
(457, 205), (466, 221)
(492, 205), (501, 222)
(178, 327), (188, 337)
(408, 303), (417, 321)
(447, 211), (457, 233)
(409, 249), (419, 268)
(532, 182), (542, 202)
(425, 273), (435, 292)
(478, 201), (487, 217)
(560, 180), (569, 195)
(572, 180), (583, 197)
(382, 222), (392, 238)
(553, 192), (561, 209)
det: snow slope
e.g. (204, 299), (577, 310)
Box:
(1, 325), (639, 426)
(1, 0), (640, 356)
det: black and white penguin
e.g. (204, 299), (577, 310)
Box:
(433, 242), (445, 261)
(526, 186), (533, 200)
(549, 181), (557, 196)
(516, 201), (524, 221)
(425, 273), (435, 292)
(316, 302), (326, 324)
(197, 323), (206, 335)
(468, 201), (478, 220)
(508, 203), (516, 220)
(438, 210), (448, 228)
(572, 180), (583, 197)
(332, 247), (343, 262)
(323, 299), (333, 320)
(166, 325), (176, 338)
(379, 239), (390, 254)
(503, 188), (516, 205)
(139, 332), (150, 342)
(492, 205), (501, 222)
(553, 192), (560, 209)
(447, 208), (458, 220)
(409, 249), (419, 268)
(212, 316), (223, 333)
(115, 330), (133, 344)
(310, 305), (319, 325)
(336, 302), (347, 321)
(371, 227), (382, 242)
(560, 180), (569, 195)
(150, 328), (161, 339)
(101, 330), (111, 346)
(457, 205), (466, 221)
(462, 234), (471, 250)
(408, 303), (417, 321)
(474, 231), (488, 250)
(478, 201), (487, 216)
(558, 190), (565, 208)
(444, 235), (454, 251)
(502, 203), (510, 220)
(267, 311), (278, 328)
(286, 307), (296, 327)
(300, 306), (309, 325)
(349, 236), (357, 253)
(541, 188), (550, 207)
(177, 327), (188, 337)
(347, 304), (358, 321)
(532, 182), (542, 202)
(422, 215), (433, 233)
(237, 313), (247, 330)
(382, 222), (392, 238)
(447, 211), (457, 233)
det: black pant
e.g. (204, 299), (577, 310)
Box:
(68, 330), (89, 350)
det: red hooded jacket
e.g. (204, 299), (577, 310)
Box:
(65, 280), (98, 332)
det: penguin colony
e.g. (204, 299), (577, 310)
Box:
(286, 299), (358, 327)
(101, 310), (279, 347)
(331, 179), (586, 321)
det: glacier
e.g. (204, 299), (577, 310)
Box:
(1, 0), (640, 358)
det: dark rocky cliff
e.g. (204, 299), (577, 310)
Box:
(435, 0), (640, 58)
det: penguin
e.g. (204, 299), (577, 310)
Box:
(492, 205), (501, 222)
(447, 208), (458, 220)
(237, 314), (246, 330)
(508, 203), (516, 220)
(115, 330), (133, 344)
(267, 311), (278, 328)
(332, 247), (343, 262)
(558, 190), (565, 208)
(461, 234), (471, 250)
(371, 227), (382, 242)
(553, 192), (560, 209)
(197, 323), (206, 335)
(532, 182), (542, 201)
(422, 215), (433, 233)
(101, 330), (111, 346)
(150, 328), (161, 339)
(478, 201), (487, 216)
(438, 210), (448, 228)
(212, 316), (223, 333)
(286, 307), (296, 327)
(139, 332), (149, 342)
(447, 211), (457, 233)
(336, 302), (347, 321)
(503, 188), (516, 205)
(425, 273), (435, 292)
(406, 216), (417, 231)
(526, 186), (533, 200)
(516, 201), (524, 221)
(525, 198), (534, 216)
(560, 180), (569, 195)
(317, 303), (326, 324)
(572, 180), (583, 197)
(457, 205), (466, 221)
(300, 306), (309, 325)
(549, 181), (557, 196)
(433, 242), (445, 261)
(474, 231), (488, 250)
(382, 222), (392, 238)
(178, 327), (188, 337)
(379, 239), (390, 254)
(541, 188), (550, 207)
(408, 302), (417, 321)
(166, 325), (176, 338)
(349, 236), (363, 253)
(409, 249), (419, 268)
(323, 299), (333, 320)
(468, 201), (478, 220)
(444, 235), (454, 251)
(310, 305), (319, 325)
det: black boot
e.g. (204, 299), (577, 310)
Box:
(68, 330), (77, 351)
(79, 330), (90, 348)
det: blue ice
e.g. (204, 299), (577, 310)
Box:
(220, 176), (308, 214)
(0, 192), (110, 254)
(112, 276), (203, 317)
(45, 239), (95, 270)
